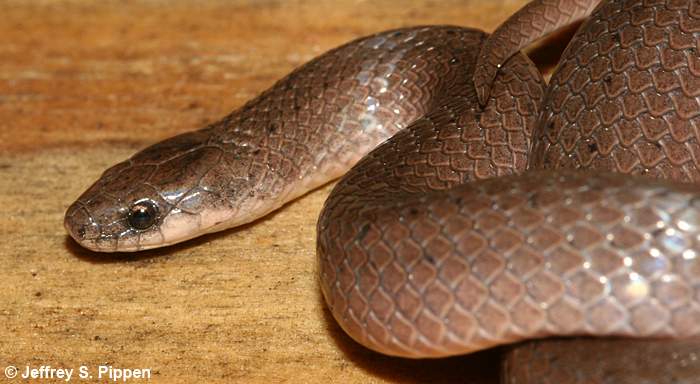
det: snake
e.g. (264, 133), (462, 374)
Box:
(64, 0), (700, 382)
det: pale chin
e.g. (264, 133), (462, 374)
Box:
(158, 211), (202, 245)
(86, 207), (247, 252)
(140, 208), (235, 249)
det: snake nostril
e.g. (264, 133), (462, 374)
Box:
(64, 204), (100, 242)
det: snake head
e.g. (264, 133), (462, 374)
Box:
(64, 128), (245, 252)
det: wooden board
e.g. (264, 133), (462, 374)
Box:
(0, 1), (533, 382)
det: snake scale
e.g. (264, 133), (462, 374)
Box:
(65, 0), (700, 382)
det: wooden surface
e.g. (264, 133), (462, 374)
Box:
(0, 1), (534, 383)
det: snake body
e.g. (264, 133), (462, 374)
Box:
(65, 0), (700, 381)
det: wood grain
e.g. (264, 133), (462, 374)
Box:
(0, 1), (530, 382)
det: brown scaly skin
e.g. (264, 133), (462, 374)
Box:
(473, 0), (602, 106)
(478, 0), (700, 382)
(65, 26), (485, 252)
(319, 0), (700, 374)
(530, 0), (700, 181)
(65, 0), (700, 381)
(318, 45), (549, 357)
(320, 167), (700, 357)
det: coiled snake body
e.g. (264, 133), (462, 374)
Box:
(65, 0), (700, 381)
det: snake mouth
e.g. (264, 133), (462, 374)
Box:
(64, 199), (240, 252)
(63, 202), (125, 252)
(63, 201), (136, 252)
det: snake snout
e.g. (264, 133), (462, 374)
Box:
(64, 202), (101, 250)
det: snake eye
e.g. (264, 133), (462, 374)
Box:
(127, 200), (159, 230)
